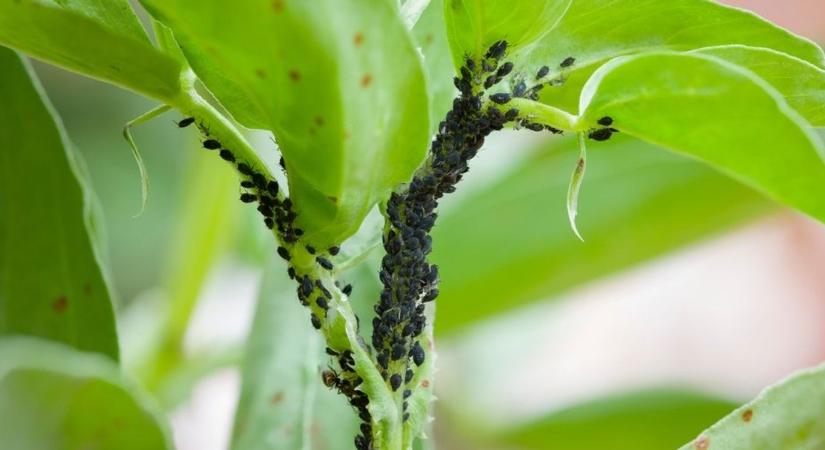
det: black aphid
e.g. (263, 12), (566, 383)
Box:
(277, 246), (291, 261)
(264, 217), (275, 229)
(489, 93), (511, 104)
(317, 257), (334, 270)
(267, 181), (279, 196)
(411, 341), (425, 366)
(342, 284), (353, 296)
(496, 62), (514, 77)
(536, 65), (550, 79)
(177, 117), (195, 128)
(203, 139), (221, 150)
(561, 56), (576, 68)
(329, 246), (340, 255)
(237, 163), (253, 175)
(316, 297), (328, 309)
(240, 193), (257, 203)
(311, 314), (322, 329)
(512, 81), (527, 97)
(219, 150), (235, 162)
(588, 128), (613, 141)
(241, 180), (254, 188)
(486, 40), (508, 60)
(306, 245), (316, 255)
(390, 374), (402, 391)
(598, 116), (614, 126)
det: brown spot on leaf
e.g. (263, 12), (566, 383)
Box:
(360, 74), (372, 88)
(694, 436), (710, 450)
(343, 130), (351, 140)
(327, 196), (338, 204)
(83, 282), (91, 295)
(272, 0), (285, 12)
(288, 70), (301, 82)
(353, 32), (364, 47)
(421, 379), (430, 388)
(270, 391), (284, 405)
(52, 296), (68, 313)
(255, 68), (267, 79)
(425, 33), (434, 44)
(314, 116), (325, 127)
(310, 421), (322, 438)
(742, 409), (753, 422)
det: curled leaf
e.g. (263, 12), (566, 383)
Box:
(121, 105), (171, 217)
(566, 133), (587, 241)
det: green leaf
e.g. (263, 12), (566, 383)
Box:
(443, 0), (572, 67)
(0, 336), (173, 450)
(142, 0), (431, 246)
(0, 0), (182, 101)
(494, 389), (736, 450)
(432, 135), (770, 335)
(531, 0), (825, 113)
(414, 0), (456, 134)
(579, 52), (825, 225)
(0, 48), (118, 359)
(678, 363), (825, 450)
(231, 257), (360, 450)
(692, 45), (825, 127)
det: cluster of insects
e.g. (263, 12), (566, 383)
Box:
(175, 38), (619, 450)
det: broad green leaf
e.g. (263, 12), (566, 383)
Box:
(494, 390), (736, 450)
(432, 135), (770, 335)
(531, 0), (825, 113)
(414, 0), (456, 134)
(443, 0), (571, 67)
(142, 0), (431, 246)
(0, 48), (118, 359)
(0, 0), (182, 101)
(580, 52), (825, 224)
(692, 46), (825, 127)
(231, 257), (360, 450)
(0, 336), (172, 450)
(678, 363), (825, 450)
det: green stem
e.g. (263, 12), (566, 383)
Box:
(506, 97), (584, 132)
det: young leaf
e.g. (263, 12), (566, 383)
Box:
(678, 363), (825, 450)
(443, 0), (572, 67)
(493, 389), (736, 450)
(566, 133), (587, 241)
(232, 258), (360, 450)
(530, 0), (825, 113)
(0, 336), (172, 450)
(0, 48), (118, 359)
(141, 0), (431, 247)
(579, 52), (825, 225)
(691, 45), (825, 127)
(432, 136), (770, 335)
(0, 0), (182, 101)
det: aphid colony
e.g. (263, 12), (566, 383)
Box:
(174, 39), (617, 450)
(184, 123), (373, 449)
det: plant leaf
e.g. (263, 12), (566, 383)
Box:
(493, 389), (736, 450)
(0, 48), (118, 359)
(678, 363), (825, 450)
(566, 133), (587, 241)
(0, 0), (182, 101)
(414, 0), (457, 135)
(432, 135), (770, 335)
(231, 257), (360, 450)
(0, 336), (173, 450)
(443, 0), (572, 67)
(141, 0), (431, 247)
(579, 52), (825, 224)
(530, 0), (825, 113)
(691, 45), (825, 127)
